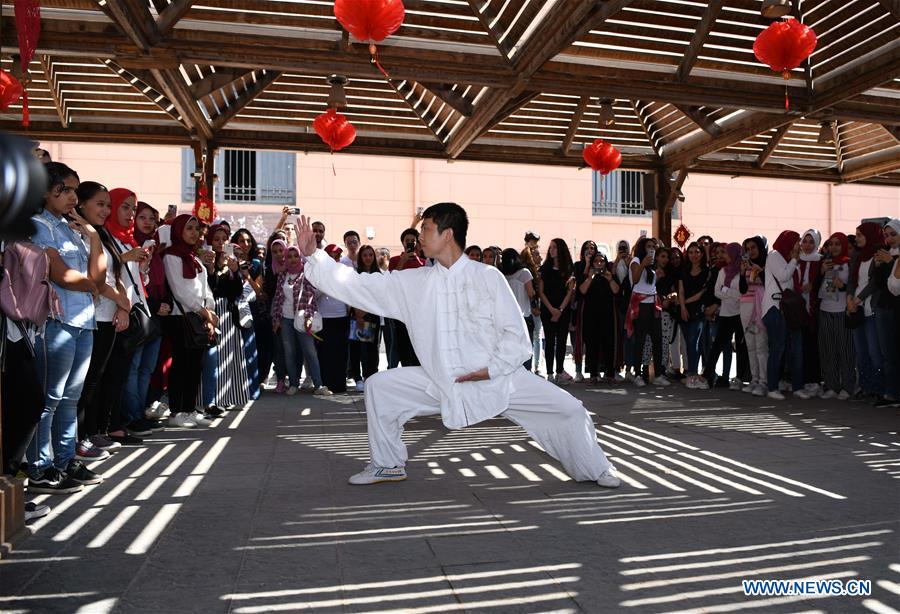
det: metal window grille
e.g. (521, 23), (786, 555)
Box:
(181, 148), (296, 205)
(592, 170), (647, 216)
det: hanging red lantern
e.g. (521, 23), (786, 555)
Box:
(334, 0), (405, 44)
(314, 108), (357, 152)
(192, 183), (217, 225)
(753, 18), (816, 109)
(334, 0), (405, 79)
(0, 69), (24, 111)
(582, 139), (622, 175)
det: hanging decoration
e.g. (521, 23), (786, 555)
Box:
(582, 139), (622, 175)
(674, 223), (692, 248)
(192, 183), (217, 225)
(0, 69), (24, 111)
(14, 0), (41, 127)
(314, 108), (357, 152)
(753, 18), (817, 110)
(334, 0), (405, 79)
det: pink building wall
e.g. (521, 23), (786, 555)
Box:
(42, 142), (899, 255)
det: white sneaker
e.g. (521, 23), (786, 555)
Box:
(190, 411), (213, 426)
(793, 389), (812, 400)
(345, 377), (356, 387)
(597, 466), (621, 488)
(348, 463), (407, 485)
(168, 412), (197, 428)
(314, 386), (333, 396)
(805, 383), (821, 395)
(729, 378), (743, 391)
(653, 375), (671, 387)
(837, 390), (851, 401)
(614, 373), (625, 383)
(286, 386), (299, 396)
(742, 383), (756, 394)
(300, 377), (314, 391)
(752, 385), (766, 397)
(820, 389), (837, 400)
(574, 372), (585, 383)
(767, 390), (786, 401)
(354, 381), (365, 392)
(145, 401), (170, 420)
(634, 377), (647, 388)
(695, 377), (710, 390)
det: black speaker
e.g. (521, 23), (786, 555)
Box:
(642, 172), (658, 212)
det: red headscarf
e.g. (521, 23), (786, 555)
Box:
(206, 224), (229, 247)
(133, 201), (159, 246)
(105, 188), (138, 248)
(827, 232), (850, 265)
(852, 222), (884, 285)
(772, 230), (800, 262)
(164, 214), (203, 279)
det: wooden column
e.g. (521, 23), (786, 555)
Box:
(192, 139), (217, 199)
(651, 169), (687, 247)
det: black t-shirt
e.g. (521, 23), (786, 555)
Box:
(540, 265), (569, 307)
(681, 267), (709, 317)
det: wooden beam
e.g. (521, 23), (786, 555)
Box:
(561, 96), (590, 155)
(876, 0), (900, 20)
(841, 145), (900, 182)
(676, 0), (723, 82)
(157, 0), (196, 38)
(149, 67), (213, 139)
(190, 70), (251, 100)
(665, 113), (794, 169)
(812, 47), (900, 111)
(630, 100), (662, 157)
(210, 71), (281, 131)
(466, 0), (513, 60)
(755, 122), (793, 168)
(665, 167), (689, 210)
(102, 59), (187, 128)
(674, 104), (723, 137)
(40, 56), (67, 128)
(419, 83), (473, 117)
(391, 81), (451, 144)
(834, 124), (844, 173)
(486, 90), (540, 131)
(97, 0), (158, 53)
(883, 124), (900, 142)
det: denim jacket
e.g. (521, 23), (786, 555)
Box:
(30, 210), (96, 330)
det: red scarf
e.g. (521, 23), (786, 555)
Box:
(625, 292), (661, 338)
(105, 188), (138, 248)
(133, 201), (159, 246)
(852, 222), (883, 286)
(164, 214), (203, 279)
(828, 232), (850, 264)
(773, 230), (800, 262)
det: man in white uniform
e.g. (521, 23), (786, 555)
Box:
(296, 203), (620, 488)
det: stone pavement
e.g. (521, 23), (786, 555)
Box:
(1, 377), (898, 614)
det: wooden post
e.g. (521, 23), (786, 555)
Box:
(191, 139), (217, 200)
(652, 169), (687, 247)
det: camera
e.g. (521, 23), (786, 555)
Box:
(405, 240), (416, 253)
(287, 207), (301, 215)
(0, 131), (48, 241)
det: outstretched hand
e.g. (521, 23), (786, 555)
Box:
(456, 368), (489, 383)
(295, 215), (318, 257)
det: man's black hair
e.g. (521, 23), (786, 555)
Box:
(524, 230), (540, 243)
(422, 202), (468, 250)
(312, 221), (325, 230)
(343, 230), (360, 241)
(400, 227), (420, 243)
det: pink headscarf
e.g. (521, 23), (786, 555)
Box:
(722, 242), (743, 285)
(270, 239), (288, 274)
(285, 246), (304, 275)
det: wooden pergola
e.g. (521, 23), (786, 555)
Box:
(1, 0), (899, 240)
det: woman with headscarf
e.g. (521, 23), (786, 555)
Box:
(795, 229), (823, 395)
(200, 224), (251, 412)
(572, 240), (598, 383)
(739, 236), (768, 396)
(163, 214), (217, 428)
(264, 232), (289, 391)
(867, 219), (899, 407)
(763, 230), (810, 400)
(612, 239), (634, 381)
(814, 232), (855, 400)
(889, 220), (900, 300)
(232, 228), (264, 401)
(696, 242), (747, 389)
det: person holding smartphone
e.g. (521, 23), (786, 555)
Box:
(627, 237), (668, 387)
(579, 253), (620, 384)
(387, 228), (425, 368)
(814, 232), (855, 400)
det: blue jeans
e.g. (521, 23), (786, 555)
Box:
(27, 320), (94, 474)
(763, 306), (803, 392)
(202, 342), (218, 407)
(281, 317), (322, 387)
(242, 325), (261, 401)
(121, 337), (162, 425)
(874, 307), (898, 399)
(682, 316), (703, 375)
(853, 315), (883, 395)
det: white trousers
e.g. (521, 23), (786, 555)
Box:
(740, 302), (768, 387)
(363, 367), (613, 482)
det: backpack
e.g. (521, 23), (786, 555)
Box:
(774, 276), (807, 331)
(0, 241), (61, 327)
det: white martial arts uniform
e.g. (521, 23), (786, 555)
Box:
(303, 249), (613, 481)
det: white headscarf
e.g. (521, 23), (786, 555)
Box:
(886, 218), (900, 255)
(800, 228), (822, 262)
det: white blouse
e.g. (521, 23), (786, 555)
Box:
(164, 254), (213, 316)
(714, 269), (742, 318)
(888, 258), (900, 297)
(304, 251), (531, 429)
(763, 251), (798, 317)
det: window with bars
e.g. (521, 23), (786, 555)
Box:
(592, 170), (680, 218)
(181, 148), (296, 205)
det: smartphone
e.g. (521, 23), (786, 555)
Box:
(640, 229), (648, 238)
(167, 204), (177, 216)
(416, 206), (424, 216)
(647, 249), (656, 261)
(287, 207), (301, 215)
(742, 253), (750, 262)
(142, 239), (156, 250)
(224, 244), (235, 257)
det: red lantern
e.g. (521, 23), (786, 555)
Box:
(582, 139), (622, 175)
(334, 0), (405, 44)
(753, 18), (817, 80)
(314, 108), (357, 152)
(0, 69), (24, 111)
(192, 183), (217, 225)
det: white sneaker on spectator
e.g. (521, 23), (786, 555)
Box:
(767, 390), (785, 400)
(168, 412), (197, 428)
(805, 383), (821, 396)
(346, 377), (356, 388)
(793, 389), (813, 400)
(752, 385), (766, 397)
(314, 386), (333, 396)
(354, 381), (365, 392)
(837, 390), (851, 401)
(145, 401), (170, 420)
(190, 411), (213, 426)
(634, 377), (647, 388)
(729, 378), (743, 391)
(820, 389), (837, 400)
(574, 372), (584, 383)
(559, 371), (573, 382)
(301, 377), (314, 391)
(286, 386), (299, 396)
(653, 375), (671, 387)
(614, 373), (625, 383)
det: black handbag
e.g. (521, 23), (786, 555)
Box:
(773, 277), (808, 331)
(116, 246), (161, 354)
(172, 296), (217, 349)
